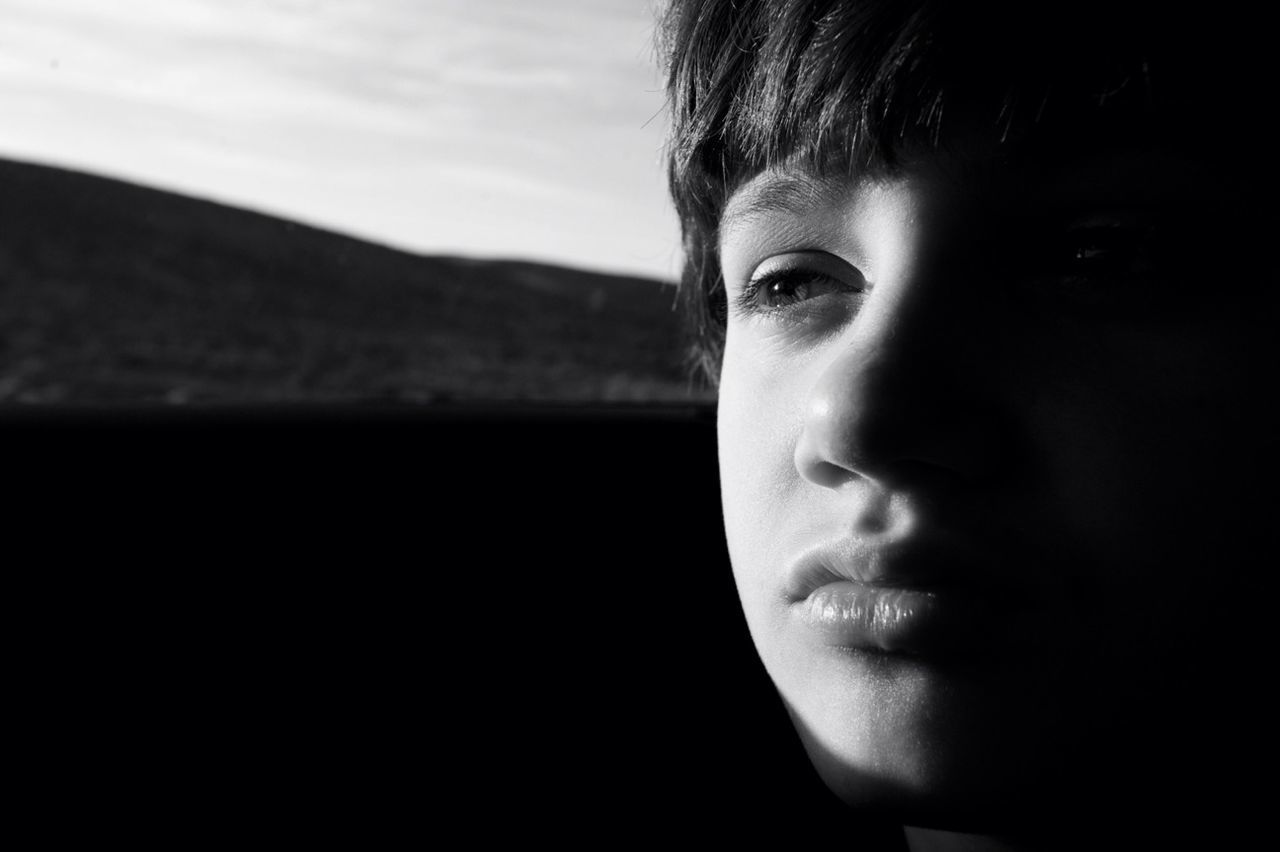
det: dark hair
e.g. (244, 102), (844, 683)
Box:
(659, 0), (1262, 386)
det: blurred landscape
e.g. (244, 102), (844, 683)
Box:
(0, 158), (710, 406)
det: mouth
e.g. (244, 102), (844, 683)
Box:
(784, 540), (1021, 657)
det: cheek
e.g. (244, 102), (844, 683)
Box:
(1002, 322), (1280, 660)
(716, 344), (796, 608)
(1029, 327), (1274, 565)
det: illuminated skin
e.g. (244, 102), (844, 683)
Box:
(715, 145), (1275, 843)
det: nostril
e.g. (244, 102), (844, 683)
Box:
(794, 421), (867, 489)
(804, 458), (860, 490)
(794, 413), (914, 491)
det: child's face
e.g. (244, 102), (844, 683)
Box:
(715, 141), (1274, 826)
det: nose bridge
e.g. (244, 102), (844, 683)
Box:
(794, 250), (983, 490)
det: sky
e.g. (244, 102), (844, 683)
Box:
(0, 0), (681, 280)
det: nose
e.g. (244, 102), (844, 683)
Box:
(793, 269), (1002, 492)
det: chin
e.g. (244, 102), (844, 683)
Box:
(790, 723), (1071, 835)
(768, 644), (1099, 834)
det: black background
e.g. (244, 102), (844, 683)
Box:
(12, 405), (906, 846)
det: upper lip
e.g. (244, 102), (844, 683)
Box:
(783, 535), (997, 604)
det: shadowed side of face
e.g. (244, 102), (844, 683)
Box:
(714, 138), (1278, 832)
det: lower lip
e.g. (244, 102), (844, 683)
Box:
(795, 581), (986, 656)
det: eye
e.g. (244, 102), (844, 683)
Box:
(1009, 213), (1197, 314)
(1050, 225), (1153, 282)
(732, 253), (866, 320)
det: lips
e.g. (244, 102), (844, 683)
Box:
(784, 538), (1021, 656)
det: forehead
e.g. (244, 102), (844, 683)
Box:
(719, 170), (855, 245)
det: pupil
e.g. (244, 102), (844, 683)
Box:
(771, 279), (805, 303)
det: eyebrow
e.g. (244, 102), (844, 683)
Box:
(719, 171), (850, 239)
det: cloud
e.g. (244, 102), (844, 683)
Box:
(0, 0), (678, 278)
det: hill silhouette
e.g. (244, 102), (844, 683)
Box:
(0, 158), (708, 405)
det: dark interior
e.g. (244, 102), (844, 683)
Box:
(13, 405), (906, 846)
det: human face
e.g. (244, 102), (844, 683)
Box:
(715, 145), (1276, 830)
